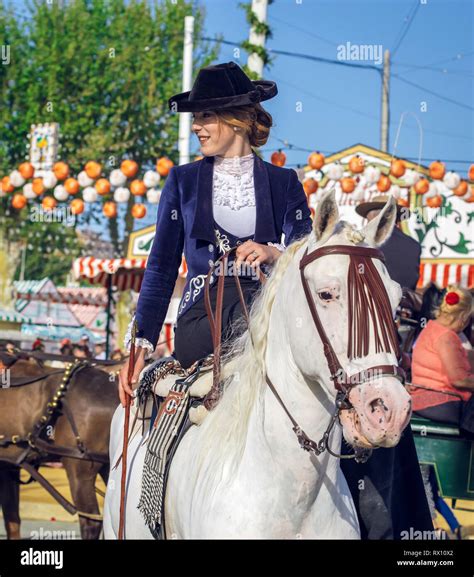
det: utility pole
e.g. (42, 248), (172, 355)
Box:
(247, 0), (269, 77)
(380, 49), (390, 152)
(179, 16), (194, 166)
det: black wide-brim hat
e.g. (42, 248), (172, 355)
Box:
(168, 61), (278, 113)
(355, 194), (408, 220)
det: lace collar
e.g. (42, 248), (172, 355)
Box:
(214, 152), (254, 176)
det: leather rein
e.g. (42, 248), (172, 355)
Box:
(203, 243), (405, 462)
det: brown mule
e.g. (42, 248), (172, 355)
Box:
(0, 352), (120, 540)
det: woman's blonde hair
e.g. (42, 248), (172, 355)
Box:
(435, 284), (472, 322)
(215, 103), (273, 147)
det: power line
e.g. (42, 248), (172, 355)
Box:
(391, 0), (420, 58)
(393, 73), (474, 111)
(268, 15), (339, 48)
(394, 49), (474, 74)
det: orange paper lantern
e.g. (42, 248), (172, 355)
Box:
(95, 178), (111, 195)
(397, 198), (409, 208)
(468, 164), (474, 182)
(103, 201), (117, 218)
(11, 193), (27, 210)
(132, 203), (147, 219)
(271, 150), (286, 167)
(130, 180), (147, 196)
(308, 152), (325, 170)
(426, 195), (442, 208)
(85, 161), (102, 179)
(121, 160), (139, 178)
(341, 177), (356, 193)
(414, 179), (430, 195)
(42, 197), (57, 211)
(53, 162), (70, 181)
(303, 178), (318, 196)
(377, 174), (391, 193)
(1, 176), (14, 193)
(32, 178), (45, 196)
(64, 178), (80, 195)
(70, 198), (85, 215)
(453, 180), (468, 197)
(390, 159), (406, 178)
(156, 157), (174, 177)
(429, 161), (445, 180)
(348, 155), (364, 174)
(18, 162), (35, 179)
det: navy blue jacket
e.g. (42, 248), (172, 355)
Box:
(381, 227), (421, 290)
(135, 151), (313, 348)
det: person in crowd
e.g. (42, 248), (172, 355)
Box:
(5, 341), (16, 354)
(411, 285), (473, 433)
(94, 342), (106, 360)
(79, 334), (92, 357)
(355, 194), (421, 290)
(59, 338), (73, 356)
(72, 344), (89, 359)
(32, 338), (45, 352)
(111, 349), (124, 361)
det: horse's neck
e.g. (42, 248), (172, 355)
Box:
(261, 314), (341, 482)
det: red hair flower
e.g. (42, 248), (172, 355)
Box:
(445, 292), (460, 306)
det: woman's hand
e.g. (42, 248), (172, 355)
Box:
(235, 240), (281, 270)
(118, 347), (147, 407)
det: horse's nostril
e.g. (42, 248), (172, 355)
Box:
(370, 398), (388, 413)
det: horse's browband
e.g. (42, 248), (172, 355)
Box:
(299, 244), (386, 269)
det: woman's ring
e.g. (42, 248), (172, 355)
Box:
(251, 251), (258, 257)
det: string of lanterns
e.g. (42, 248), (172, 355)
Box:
(1, 157), (175, 219)
(270, 149), (474, 207)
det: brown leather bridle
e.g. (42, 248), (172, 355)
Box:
(202, 242), (407, 462)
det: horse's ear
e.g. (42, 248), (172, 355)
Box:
(361, 195), (397, 247)
(308, 189), (339, 250)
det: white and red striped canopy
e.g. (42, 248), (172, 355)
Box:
(73, 256), (187, 292)
(417, 261), (473, 290)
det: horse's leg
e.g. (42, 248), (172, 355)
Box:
(63, 458), (103, 540)
(0, 468), (21, 539)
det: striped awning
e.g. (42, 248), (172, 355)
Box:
(417, 261), (473, 289)
(0, 308), (31, 324)
(73, 256), (187, 292)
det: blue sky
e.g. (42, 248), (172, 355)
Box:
(200, 0), (473, 174)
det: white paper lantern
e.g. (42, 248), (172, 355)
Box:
(143, 170), (161, 188)
(110, 169), (127, 187)
(426, 181), (445, 198)
(114, 187), (130, 203)
(443, 171), (461, 190)
(146, 188), (161, 204)
(78, 171), (94, 188)
(364, 165), (380, 185)
(43, 171), (58, 189)
(403, 169), (420, 186)
(23, 183), (36, 199)
(9, 170), (25, 188)
(83, 186), (98, 203)
(53, 185), (68, 202)
(327, 163), (344, 181)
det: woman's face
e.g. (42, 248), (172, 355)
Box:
(192, 111), (237, 156)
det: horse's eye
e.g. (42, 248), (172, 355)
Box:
(318, 291), (333, 301)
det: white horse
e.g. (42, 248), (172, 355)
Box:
(103, 192), (412, 539)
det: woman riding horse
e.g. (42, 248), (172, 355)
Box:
(118, 61), (431, 539)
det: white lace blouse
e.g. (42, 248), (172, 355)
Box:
(124, 152), (285, 354)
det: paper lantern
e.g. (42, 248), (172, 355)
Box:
(271, 150), (286, 167)
(110, 169), (127, 187)
(429, 161), (446, 180)
(70, 199), (85, 215)
(403, 169), (420, 186)
(327, 163), (344, 180)
(1, 176), (14, 193)
(414, 179), (430, 195)
(42, 171), (58, 189)
(103, 201), (117, 218)
(114, 187), (130, 203)
(82, 186), (98, 202)
(78, 171), (94, 188)
(364, 165), (381, 185)
(130, 180), (146, 196)
(9, 170), (25, 188)
(95, 178), (111, 195)
(32, 178), (45, 196)
(143, 170), (161, 188)
(453, 180), (468, 197)
(303, 178), (318, 196)
(121, 160), (139, 178)
(389, 185), (401, 199)
(53, 185), (69, 202)
(469, 164), (474, 182)
(11, 194), (27, 210)
(53, 162), (70, 181)
(348, 156), (364, 174)
(390, 159), (406, 178)
(443, 171), (460, 190)
(156, 157), (174, 177)
(377, 175), (391, 193)
(64, 178), (80, 195)
(146, 188), (161, 204)
(23, 183), (35, 199)
(42, 197), (57, 211)
(308, 152), (325, 170)
(426, 195), (442, 208)
(132, 203), (147, 219)
(341, 177), (356, 193)
(85, 161), (102, 179)
(18, 162), (35, 179)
